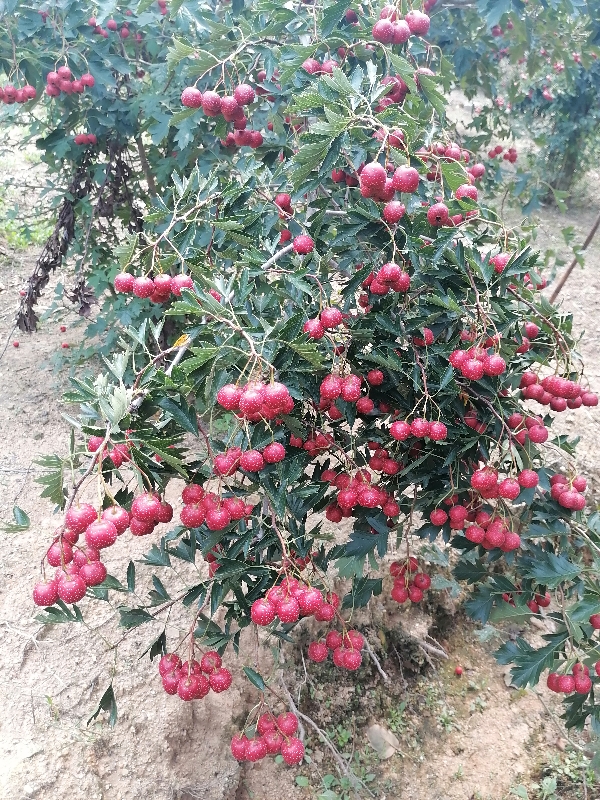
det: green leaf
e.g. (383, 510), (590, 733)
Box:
(169, 107), (199, 127)
(243, 666), (266, 691)
(286, 340), (324, 367)
(321, 0), (348, 37)
(126, 562), (136, 592)
(440, 161), (468, 192)
(118, 608), (154, 629)
(495, 633), (568, 688)
(157, 396), (199, 436)
(87, 684), (117, 728)
(517, 552), (580, 589)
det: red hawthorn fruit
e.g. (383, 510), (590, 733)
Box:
(308, 641), (329, 662)
(427, 202), (449, 226)
(251, 598), (276, 625)
(293, 235), (314, 255)
(383, 201), (406, 224)
(281, 737), (305, 765)
(33, 580), (59, 607)
(57, 574), (87, 604)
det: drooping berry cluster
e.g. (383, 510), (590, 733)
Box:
(44, 67), (95, 97)
(322, 470), (400, 520)
(113, 271), (196, 303)
(73, 133), (98, 145)
(250, 579), (337, 625)
(390, 557), (431, 603)
(390, 417), (448, 442)
(315, 372), (378, 417)
(231, 712), (305, 765)
(181, 82), (265, 148)
(213, 441), (286, 475)
(430, 497), (522, 552)
(159, 651), (232, 700)
(361, 261), (411, 298)
(549, 473), (587, 511)
(546, 663), (594, 695)
(87, 435), (131, 467)
(216, 379), (294, 421)
(179, 483), (254, 532)
(449, 346), (507, 381)
(307, 629), (365, 670)
(0, 83), (37, 104)
(31, 496), (173, 607)
(302, 305), (346, 340)
(520, 371), (598, 410)
(372, 7), (430, 45)
(505, 412), (549, 445)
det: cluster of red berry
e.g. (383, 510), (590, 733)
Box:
(372, 7), (430, 44)
(73, 133), (98, 145)
(87, 16), (142, 40)
(303, 305), (347, 340)
(366, 444), (404, 476)
(520, 371), (598, 410)
(323, 469), (400, 520)
(549, 473), (587, 511)
(547, 663), (595, 695)
(302, 55), (341, 75)
(32, 497), (172, 607)
(179, 483), (254, 531)
(390, 557), (431, 603)
(430, 500), (522, 551)
(360, 261), (411, 299)
(251, 579), (338, 625)
(216, 379), (295, 421)
(44, 67), (95, 97)
(158, 651), (232, 700)
(449, 346), (507, 380)
(471, 466), (533, 500)
(87, 436), (131, 467)
(502, 588), (550, 613)
(231, 712), (305, 765)
(113, 271), (195, 301)
(0, 83), (37, 104)
(307, 629), (365, 670)
(505, 412), (550, 445)
(181, 82), (265, 148)
(487, 144), (518, 164)
(213, 442), (286, 475)
(389, 417), (448, 442)
(317, 372), (377, 416)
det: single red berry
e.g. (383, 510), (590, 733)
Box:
(209, 667), (232, 693)
(231, 734), (249, 760)
(430, 509), (448, 526)
(131, 493), (161, 522)
(455, 665), (463, 676)
(65, 503), (97, 534)
(308, 641), (329, 662)
(277, 712), (299, 736)
(57, 574), (87, 604)
(392, 166), (419, 193)
(383, 201), (406, 224)
(85, 520), (118, 550)
(427, 202), (449, 226)
(251, 598), (276, 625)
(428, 421), (447, 441)
(498, 478), (521, 501)
(281, 737), (305, 765)
(293, 235), (314, 255)
(33, 580), (59, 607)
(79, 560), (107, 586)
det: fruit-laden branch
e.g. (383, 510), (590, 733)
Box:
(16, 160), (93, 333)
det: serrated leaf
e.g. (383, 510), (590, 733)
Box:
(87, 684), (117, 728)
(286, 340), (324, 367)
(242, 666), (266, 691)
(118, 608), (154, 629)
(156, 396), (199, 436)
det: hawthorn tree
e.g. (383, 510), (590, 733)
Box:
(8, 0), (600, 769)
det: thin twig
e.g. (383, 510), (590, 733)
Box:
(279, 677), (374, 795)
(418, 639), (449, 659)
(532, 690), (585, 752)
(550, 211), (600, 303)
(65, 422), (111, 512)
(260, 244), (295, 271)
(364, 639), (390, 682)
